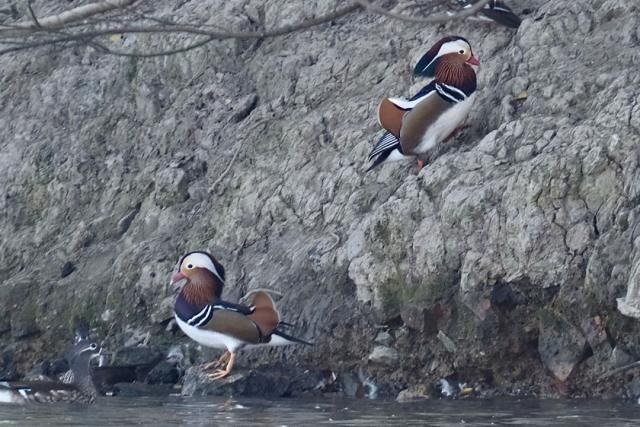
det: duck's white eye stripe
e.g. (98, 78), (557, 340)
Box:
(181, 253), (224, 283)
(211, 268), (224, 284)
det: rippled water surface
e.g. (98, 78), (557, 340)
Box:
(1, 396), (639, 426)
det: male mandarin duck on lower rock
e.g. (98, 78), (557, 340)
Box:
(0, 339), (100, 405)
(367, 36), (479, 171)
(171, 251), (312, 380)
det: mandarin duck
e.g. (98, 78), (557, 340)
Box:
(0, 339), (100, 404)
(367, 36), (479, 171)
(58, 323), (91, 384)
(452, 0), (522, 28)
(171, 251), (312, 380)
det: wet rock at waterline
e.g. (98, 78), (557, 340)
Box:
(145, 360), (183, 385)
(396, 384), (431, 402)
(180, 366), (326, 398)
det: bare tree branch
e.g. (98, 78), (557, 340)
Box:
(0, 3), (362, 56)
(13, 0), (141, 31)
(398, 0), (451, 14)
(0, 0), (498, 58)
(355, 0), (492, 24)
(1, 2), (359, 38)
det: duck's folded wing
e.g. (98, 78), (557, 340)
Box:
(247, 291), (280, 337)
(198, 305), (263, 344)
(399, 92), (454, 154)
(212, 300), (254, 315)
(381, 81), (438, 121)
(377, 98), (405, 137)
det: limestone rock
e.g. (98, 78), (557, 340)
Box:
(1, 0), (640, 398)
(401, 304), (428, 332)
(580, 315), (609, 350)
(0, 347), (18, 381)
(181, 366), (322, 398)
(111, 346), (164, 368)
(60, 261), (75, 278)
(144, 361), (183, 385)
(10, 305), (39, 339)
(374, 331), (393, 346)
(609, 346), (635, 369)
(153, 168), (189, 208)
(538, 310), (588, 381)
(396, 384), (430, 402)
(368, 346), (399, 366)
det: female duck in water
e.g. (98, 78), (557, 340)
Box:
(0, 338), (100, 404)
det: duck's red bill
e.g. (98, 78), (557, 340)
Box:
(467, 55), (480, 66)
(171, 272), (186, 285)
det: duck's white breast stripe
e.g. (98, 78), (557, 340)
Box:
(440, 83), (467, 100)
(187, 304), (211, 326)
(192, 305), (213, 327)
(436, 84), (465, 104)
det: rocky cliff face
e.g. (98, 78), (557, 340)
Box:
(1, 0), (640, 399)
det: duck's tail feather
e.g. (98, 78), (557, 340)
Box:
(367, 132), (400, 172)
(480, 1), (521, 28)
(272, 329), (313, 346)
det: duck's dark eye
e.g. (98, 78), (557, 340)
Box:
(187, 264), (193, 269)
(459, 50), (464, 54)
(89, 343), (97, 350)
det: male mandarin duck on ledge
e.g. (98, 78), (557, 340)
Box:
(171, 251), (312, 380)
(0, 339), (100, 404)
(367, 36), (479, 171)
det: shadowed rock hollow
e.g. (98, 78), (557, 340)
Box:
(1, 0), (640, 399)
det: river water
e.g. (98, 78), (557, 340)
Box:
(0, 396), (639, 426)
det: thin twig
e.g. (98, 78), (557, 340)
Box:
(26, 0), (42, 29)
(321, 232), (341, 254)
(182, 49), (210, 89)
(208, 138), (245, 194)
(207, 119), (269, 194)
(598, 360), (640, 381)
(89, 35), (216, 58)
